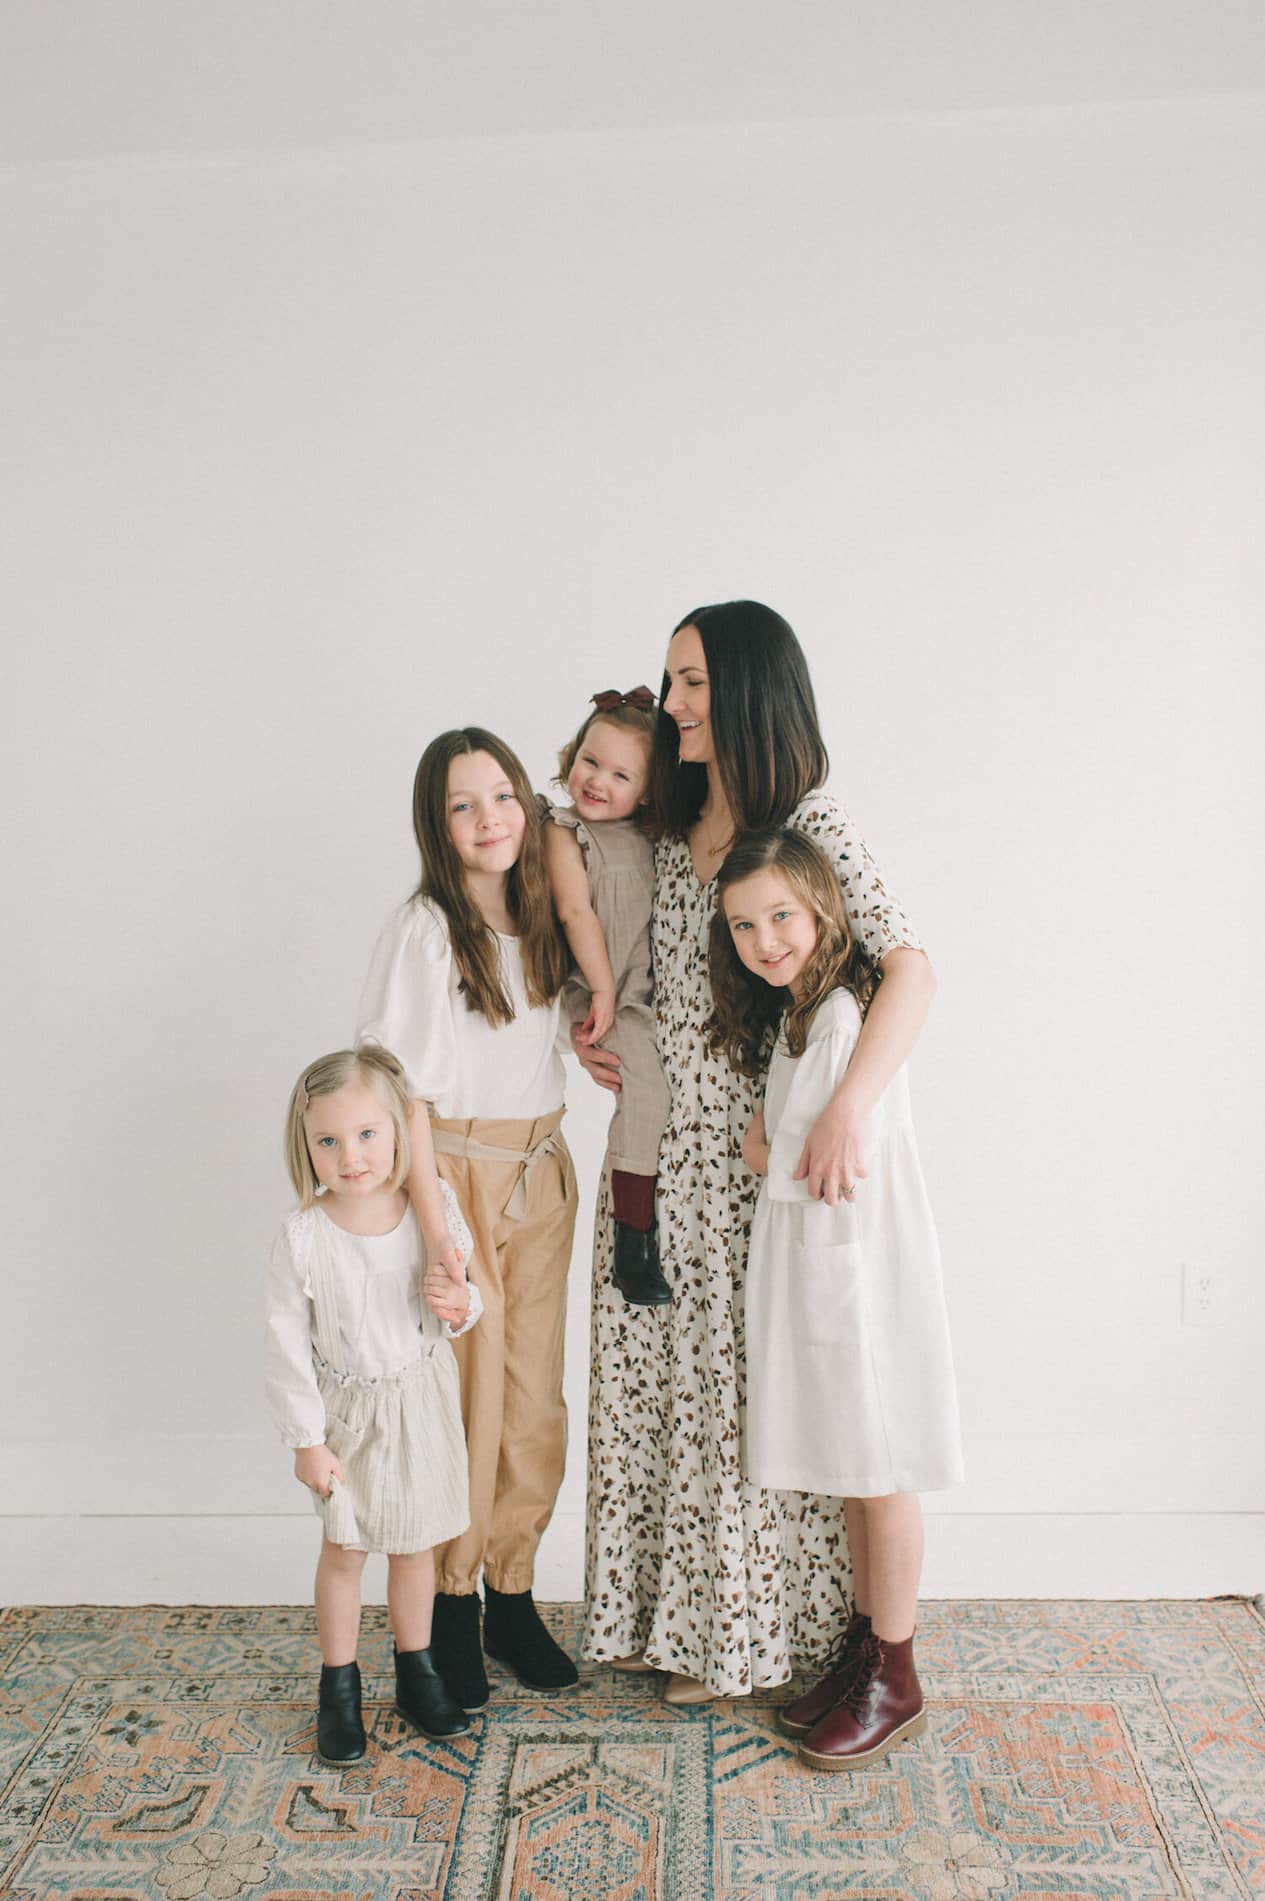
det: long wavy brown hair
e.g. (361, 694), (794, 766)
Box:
(412, 727), (567, 1025)
(707, 829), (878, 1079)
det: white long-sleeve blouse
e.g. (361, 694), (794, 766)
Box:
(264, 1187), (482, 1450)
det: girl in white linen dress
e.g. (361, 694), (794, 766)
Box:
(265, 1043), (481, 1763)
(711, 828), (962, 1773)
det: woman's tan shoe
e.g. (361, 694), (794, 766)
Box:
(609, 1653), (657, 1673)
(662, 1672), (718, 1706)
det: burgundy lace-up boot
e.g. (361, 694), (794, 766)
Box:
(778, 1611), (872, 1738)
(798, 1630), (926, 1771)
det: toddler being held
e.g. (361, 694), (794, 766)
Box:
(545, 688), (671, 1305)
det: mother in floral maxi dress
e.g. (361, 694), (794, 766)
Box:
(579, 601), (936, 1701)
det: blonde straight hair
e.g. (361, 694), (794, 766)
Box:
(283, 1044), (413, 1207)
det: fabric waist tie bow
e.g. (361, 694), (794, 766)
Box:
(430, 1124), (568, 1222)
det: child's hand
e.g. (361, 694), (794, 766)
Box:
(294, 1444), (344, 1498)
(424, 1227), (466, 1282)
(572, 1024), (621, 1092)
(425, 1253), (472, 1327)
(424, 1226), (470, 1325)
(741, 1111), (771, 1177)
(578, 988), (616, 1045)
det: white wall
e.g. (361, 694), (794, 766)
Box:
(3, 95), (1262, 1605)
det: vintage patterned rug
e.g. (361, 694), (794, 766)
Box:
(1, 1598), (1262, 1900)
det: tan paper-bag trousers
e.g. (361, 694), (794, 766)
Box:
(429, 1108), (577, 1595)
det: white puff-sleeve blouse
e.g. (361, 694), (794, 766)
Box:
(356, 896), (566, 1119)
(263, 1188), (482, 1450)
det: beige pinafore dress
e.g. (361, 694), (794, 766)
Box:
(303, 1193), (473, 1555)
(549, 802), (668, 1177)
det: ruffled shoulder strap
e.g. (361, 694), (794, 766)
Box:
(544, 799), (592, 851)
(286, 1206), (345, 1367)
(282, 1206), (320, 1297)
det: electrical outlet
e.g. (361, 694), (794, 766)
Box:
(1181, 1262), (1218, 1327)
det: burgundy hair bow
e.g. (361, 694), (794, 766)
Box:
(591, 685), (657, 713)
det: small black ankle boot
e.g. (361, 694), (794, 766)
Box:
(483, 1584), (579, 1690)
(431, 1591), (490, 1711)
(612, 1222), (671, 1306)
(394, 1646), (471, 1739)
(317, 1661), (366, 1764)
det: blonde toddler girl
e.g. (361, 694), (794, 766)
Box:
(264, 1043), (480, 1763)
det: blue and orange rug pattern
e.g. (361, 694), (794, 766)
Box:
(1, 1598), (1262, 1898)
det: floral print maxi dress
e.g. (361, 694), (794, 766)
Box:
(582, 793), (924, 1695)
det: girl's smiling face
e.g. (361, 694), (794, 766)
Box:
(663, 624), (713, 764)
(304, 1080), (397, 1197)
(566, 717), (651, 822)
(446, 749), (526, 876)
(722, 867), (820, 997)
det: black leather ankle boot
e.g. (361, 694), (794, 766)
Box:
(430, 1591), (490, 1711)
(612, 1221), (672, 1306)
(483, 1585), (579, 1690)
(394, 1646), (470, 1739)
(317, 1661), (366, 1763)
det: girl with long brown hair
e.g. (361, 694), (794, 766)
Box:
(357, 727), (578, 1711)
(711, 829), (962, 1771)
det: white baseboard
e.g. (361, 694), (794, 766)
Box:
(1, 1511), (1260, 1606)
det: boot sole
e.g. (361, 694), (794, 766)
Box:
(777, 1709), (816, 1738)
(393, 1699), (471, 1741)
(483, 1638), (578, 1692)
(316, 1743), (366, 1765)
(798, 1707), (926, 1772)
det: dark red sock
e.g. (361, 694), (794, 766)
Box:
(611, 1170), (656, 1231)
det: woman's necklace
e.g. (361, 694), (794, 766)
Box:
(697, 806), (733, 859)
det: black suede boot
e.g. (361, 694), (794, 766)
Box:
(483, 1585), (579, 1690)
(430, 1591), (490, 1711)
(394, 1646), (471, 1739)
(317, 1661), (366, 1764)
(612, 1221), (671, 1306)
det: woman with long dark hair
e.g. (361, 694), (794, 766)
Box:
(577, 601), (936, 1702)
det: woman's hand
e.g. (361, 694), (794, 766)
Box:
(294, 1444), (344, 1498)
(571, 1023), (622, 1093)
(794, 1098), (868, 1206)
(578, 987), (616, 1045)
(741, 1110), (770, 1177)
(425, 1257), (472, 1327)
(792, 946), (934, 1204)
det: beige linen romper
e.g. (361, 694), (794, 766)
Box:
(299, 1197), (473, 1555)
(549, 803), (668, 1177)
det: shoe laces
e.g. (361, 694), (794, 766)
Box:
(839, 1634), (883, 1715)
(821, 1626), (862, 1682)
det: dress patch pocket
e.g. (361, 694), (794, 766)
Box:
(792, 1237), (865, 1350)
